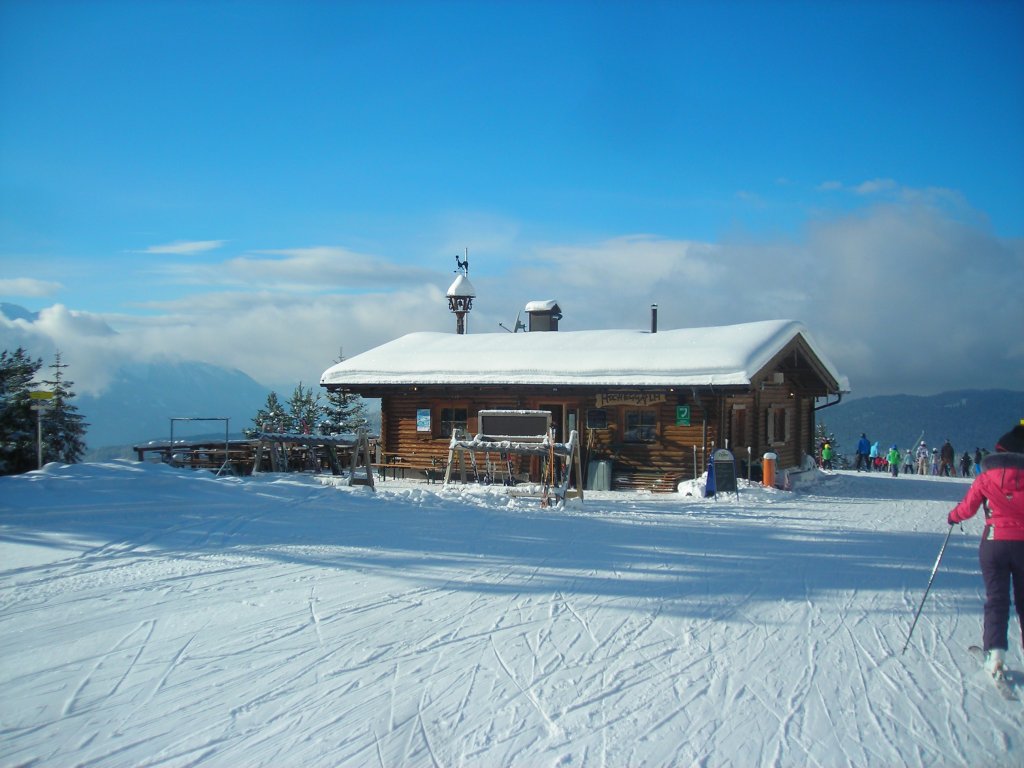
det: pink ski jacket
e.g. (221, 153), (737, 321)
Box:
(948, 453), (1024, 541)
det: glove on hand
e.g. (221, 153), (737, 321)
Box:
(947, 513), (958, 526)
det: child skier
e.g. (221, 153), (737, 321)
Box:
(946, 424), (1024, 680)
(887, 445), (901, 477)
(821, 441), (834, 470)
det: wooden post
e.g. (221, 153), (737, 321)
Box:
(443, 440), (457, 485)
(327, 445), (342, 475)
(348, 430), (375, 487)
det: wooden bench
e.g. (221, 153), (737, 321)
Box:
(372, 456), (447, 483)
(612, 469), (684, 493)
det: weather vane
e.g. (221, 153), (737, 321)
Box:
(454, 249), (469, 276)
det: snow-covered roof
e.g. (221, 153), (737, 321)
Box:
(524, 299), (560, 313)
(321, 319), (845, 391)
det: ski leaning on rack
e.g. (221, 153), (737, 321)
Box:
(967, 645), (1019, 701)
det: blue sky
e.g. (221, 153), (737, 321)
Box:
(1, 0), (1022, 398)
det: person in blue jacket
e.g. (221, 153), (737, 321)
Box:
(855, 433), (871, 472)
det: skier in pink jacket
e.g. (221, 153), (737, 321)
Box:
(947, 424), (1024, 678)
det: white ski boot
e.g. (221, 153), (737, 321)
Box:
(985, 648), (1006, 680)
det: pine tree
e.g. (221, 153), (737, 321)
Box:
(247, 391), (290, 436)
(248, 374), (365, 439)
(320, 351), (368, 435)
(287, 382), (321, 435)
(39, 351), (89, 464)
(0, 347), (43, 475)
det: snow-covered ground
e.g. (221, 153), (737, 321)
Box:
(1, 461), (1019, 767)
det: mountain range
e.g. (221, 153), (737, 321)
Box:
(77, 362), (272, 457)
(820, 389), (1024, 460)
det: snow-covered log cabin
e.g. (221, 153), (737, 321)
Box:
(320, 315), (846, 491)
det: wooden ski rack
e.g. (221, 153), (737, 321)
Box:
(443, 428), (584, 505)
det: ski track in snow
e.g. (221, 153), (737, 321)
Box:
(1, 462), (1021, 767)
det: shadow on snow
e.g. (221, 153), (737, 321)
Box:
(0, 462), (981, 619)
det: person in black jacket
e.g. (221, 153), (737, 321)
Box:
(940, 439), (955, 477)
(959, 451), (972, 478)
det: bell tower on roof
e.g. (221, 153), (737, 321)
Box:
(446, 251), (475, 335)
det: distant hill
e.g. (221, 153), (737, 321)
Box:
(78, 361), (272, 455)
(1, 302), (275, 458)
(819, 389), (1024, 458)
(0, 303), (39, 322)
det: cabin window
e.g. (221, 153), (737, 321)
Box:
(587, 408), (608, 429)
(766, 406), (790, 446)
(624, 409), (657, 443)
(438, 407), (468, 439)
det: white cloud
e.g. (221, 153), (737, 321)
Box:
(1, 305), (126, 395)
(228, 247), (436, 288)
(471, 198), (1022, 396)
(141, 240), (227, 255)
(816, 178), (901, 195)
(853, 178), (899, 195)
(0, 277), (63, 297)
(104, 286), (451, 391)
(4, 190), (1020, 400)
(150, 246), (439, 293)
(816, 179), (966, 209)
(804, 202), (1022, 394)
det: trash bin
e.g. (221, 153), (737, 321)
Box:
(587, 460), (612, 491)
(762, 452), (777, 488)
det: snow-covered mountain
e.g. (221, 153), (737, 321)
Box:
(77, 361), (271, 452)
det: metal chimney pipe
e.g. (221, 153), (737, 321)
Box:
(651, 303), (658, 333)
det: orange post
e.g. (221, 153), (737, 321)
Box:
(762, 452), (777, 488)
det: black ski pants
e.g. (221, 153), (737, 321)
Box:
(980, 537), (1024, 651)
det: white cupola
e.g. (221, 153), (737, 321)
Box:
(446, 254), (475, 334)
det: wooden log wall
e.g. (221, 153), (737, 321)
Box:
(378, 385), (818, 489)
(381, 393), (532, 478)
(383, 390), (724, 488)
(739, 383), (815, 470)
(583, 396), (718, 487)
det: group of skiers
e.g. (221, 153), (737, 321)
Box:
(850, 433), (987, 478)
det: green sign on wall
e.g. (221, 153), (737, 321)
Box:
(676, 405), (691, 426)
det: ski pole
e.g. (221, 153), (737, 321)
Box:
(902, 523), (954, 654)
